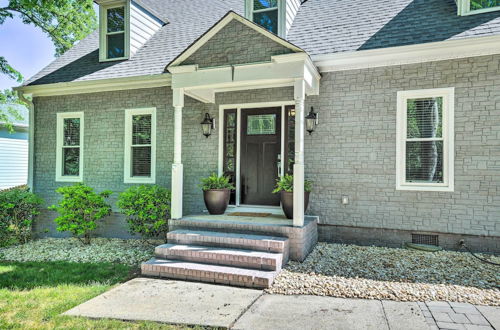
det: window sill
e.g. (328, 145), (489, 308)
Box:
(56, 176), (83, 183)
(396, 184), (454, 192)
(124, 177), (155, 184)
(99, 56), (129, 63)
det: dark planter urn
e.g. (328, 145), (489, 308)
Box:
(203, 189), (231, 215)
(280, 191), (310, 219)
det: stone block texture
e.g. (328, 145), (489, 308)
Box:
(181, 19), (294, 68)
(32, 54), (500, 246)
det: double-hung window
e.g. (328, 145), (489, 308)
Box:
(248, 0), (284, 35)
(99, 2), (129, 61)
(457, 0), (500, 15)
(396, 88), (454, 192)
(56, 112), (84, 182)
(124, 108), (156, 183)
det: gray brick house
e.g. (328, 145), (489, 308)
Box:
(16, 0), (500, 263)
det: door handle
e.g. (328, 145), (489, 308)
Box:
(277, 154), (282, 177)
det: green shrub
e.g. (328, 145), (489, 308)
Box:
(199, 173), (235, 191)
(272, 174), (312, 193)
(49, 184), (112, 245)
(117, 185), (171, 241)
(0, 187), (43, 247)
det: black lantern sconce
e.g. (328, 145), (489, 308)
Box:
(201, 113), (215, 138)
(305, 107), (319, 135)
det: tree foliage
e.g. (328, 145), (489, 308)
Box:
(0, 0), (97, 125)
(49, 184), (112, 245)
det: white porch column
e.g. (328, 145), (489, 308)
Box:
(171, 88), (184, 219)
(293, 79), (306, 227)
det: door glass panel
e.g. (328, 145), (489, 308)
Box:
(247, 114), (276, 135)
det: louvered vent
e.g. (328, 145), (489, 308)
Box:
(412, 233), (439, 246)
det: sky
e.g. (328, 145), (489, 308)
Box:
(0, 4), (99, 91)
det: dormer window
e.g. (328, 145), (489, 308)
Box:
(99, 1), (130, 61)
(246, 0), (285, 36)
(457, 0), (500, 15)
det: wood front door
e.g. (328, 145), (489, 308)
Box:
(240, 107), (281, 206)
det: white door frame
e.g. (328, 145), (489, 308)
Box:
(218, 101), (295, 207)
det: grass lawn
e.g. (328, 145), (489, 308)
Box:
(0, 261), (200, 329)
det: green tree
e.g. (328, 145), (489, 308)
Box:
(0, 0), (97, 126)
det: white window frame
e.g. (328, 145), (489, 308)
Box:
(456, 0), (500, 15)
(56, 112), (84, 182)
(245, 0), (286, 37)
(124, 107), (156, 184)
(99, 0), (130, 62)
(396, 88), (455, 192)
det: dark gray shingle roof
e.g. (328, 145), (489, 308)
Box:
(25, 0), (500, 86)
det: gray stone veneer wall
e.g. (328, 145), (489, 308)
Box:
(304, 54), (500, 241)
(32, 54), (500, 250)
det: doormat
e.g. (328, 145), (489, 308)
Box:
(227, 212), (271, 217)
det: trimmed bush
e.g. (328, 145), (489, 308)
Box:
(117, 185), (171, 241)
(0, 187), (43, 247)
(49, 184), (112, 245)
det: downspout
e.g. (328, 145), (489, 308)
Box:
(17, 91), (35, 192)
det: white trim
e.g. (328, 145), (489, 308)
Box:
(396, 87), (455, 192)
(457, 0), (500, 15)
(313, 35), (500, 73)
(168, 11), (303, 68)
(56, 112), (84, 182)
(15, 74), (171, 97)
(99, 0), (131, 62)
(123, 107), (156, 184)
(218, 101), (294, 206)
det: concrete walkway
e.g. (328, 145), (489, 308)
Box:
(64, 278), (500, 329)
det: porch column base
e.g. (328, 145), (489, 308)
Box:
(171, 163), (183, 219)
(293, 165), (305, 227)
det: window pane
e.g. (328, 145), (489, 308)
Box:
(107, 7), (125, 32)
(132, 115), (151, 145)
(253, 10), (278, 34)
(470, 0), (500, 10)
(254, 0), (278, 10)
(132, 146), (151, 177)
(247, 114), (276, 135)
(227, 113), (236, 128)
(407, 97), (442, 139)
(63, 118), (80, 146)
(107, 33), (125, 59)
(63, 147), (80, 176)
(406, 141), (443, 183)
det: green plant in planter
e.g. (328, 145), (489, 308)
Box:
(272, 174), (312, 193)
(117, 185), (171, 241)
(199, 173), (235, 191)
(49, 183), (112, 245)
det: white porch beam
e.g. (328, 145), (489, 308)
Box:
(171, 88), (184, 219)
(293, 79), (306, 227)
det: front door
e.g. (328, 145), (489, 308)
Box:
(240, 108), (281, 206)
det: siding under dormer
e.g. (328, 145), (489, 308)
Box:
(130, 1), (164, 56)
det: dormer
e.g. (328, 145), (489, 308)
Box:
(97, 0), (165, 62)
(245, 0), (302, 38)
(456, 0), (500, 16)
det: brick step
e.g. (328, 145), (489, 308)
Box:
(155, 244), (283, 271)
(167, 230), (289, 258)
(141, 258), (278, 288)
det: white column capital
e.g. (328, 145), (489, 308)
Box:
(294, 79), (306, 101)
(173, 88), (185, 108)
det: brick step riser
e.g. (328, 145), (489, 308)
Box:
(154, 250), (282, 271)
(167, 236), (289, 256)
(141, 263), (274, 289)
(171, 224), (285, 239)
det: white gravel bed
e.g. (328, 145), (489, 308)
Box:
(0, 238), (156, 266)
(268, 243), (500, 306)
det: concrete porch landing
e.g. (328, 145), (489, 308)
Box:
(141, 214), (318, 289)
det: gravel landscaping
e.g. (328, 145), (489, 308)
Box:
(268, 243), (500, 306)
(0, 238), (156, 266)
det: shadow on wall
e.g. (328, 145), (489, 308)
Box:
(359, 0), (500, 50)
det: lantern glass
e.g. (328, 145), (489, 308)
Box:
(305, 107), (318, 135)
(201, 113), (214, 138)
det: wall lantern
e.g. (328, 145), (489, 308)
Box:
(201, 113), (215, 138)
(305, 107), (319, 135)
